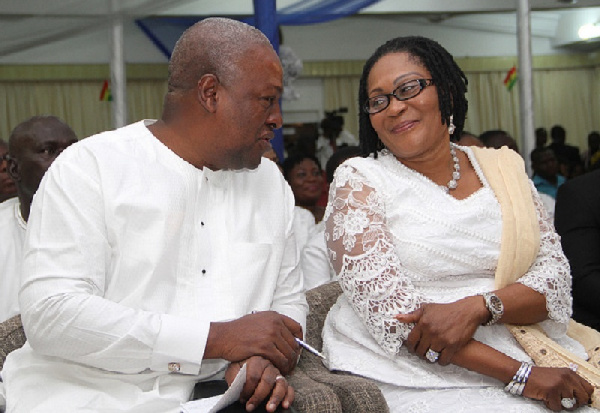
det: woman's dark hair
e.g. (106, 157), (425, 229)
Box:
(281, 152), (321, 181)
(358, 36), (468, 158)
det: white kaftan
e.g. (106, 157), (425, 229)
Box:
(322, 147), (592, 412)
(0, 120), (307, 413)
(0, 198), (26, 322)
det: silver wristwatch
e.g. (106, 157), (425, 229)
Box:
(481, 292), (504, 326)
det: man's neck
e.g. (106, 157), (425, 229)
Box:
(18, 195), (30, 222)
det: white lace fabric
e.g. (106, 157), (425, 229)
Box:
(324, 146), (573, 358)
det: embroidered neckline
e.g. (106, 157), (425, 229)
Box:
(379, 146), (489, 202)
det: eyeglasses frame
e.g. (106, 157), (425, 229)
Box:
(364, 78), (434, 114)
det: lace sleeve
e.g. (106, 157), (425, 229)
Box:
(517, 180), (572, 336)
(324, 164), (424, 355)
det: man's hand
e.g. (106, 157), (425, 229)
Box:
(206, 311), (302, 375)
(395, 296), (488, 365)
(225, 356), (294, 412)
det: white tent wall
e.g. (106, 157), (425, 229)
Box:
(1, 5), (600, 155)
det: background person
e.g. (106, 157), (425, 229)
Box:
(531, 147), (565, 200)
(456, 130), (484, 147)
(549, 124), (582, 179)
(0, 115), (78, 323)
(555, 169), (600, 332)
(315, 112), (358, 170)
(583, 131), (600, 172)
(0, 139), (17, 203)
(479, 129), (519, 152)
(282, 153), (325, 261)
(322, 35), (594, 412)
(1, 18), (306, 413)
(300, 145), (361, 291)
(282, 153), (325, 224)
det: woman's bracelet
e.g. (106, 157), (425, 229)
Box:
(504, 362), (533, 396)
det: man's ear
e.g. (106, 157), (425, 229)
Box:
(7, 157), (20, 182)
(197, 74), (219, 113)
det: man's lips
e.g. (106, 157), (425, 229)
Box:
(260, 131), (275, 142)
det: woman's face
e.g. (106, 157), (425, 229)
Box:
(366, 52), (448, 162)
(288, 158), (323, 206)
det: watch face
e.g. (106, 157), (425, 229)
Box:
(483, 292), (504, 326)
(489, 295), (502, 311)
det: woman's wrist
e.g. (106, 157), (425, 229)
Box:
(480, 292), (505, 325)
(469, 294), (494, 326)
(504, 362), (533, 396)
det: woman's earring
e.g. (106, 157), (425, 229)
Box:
(448, 115), (456, 135)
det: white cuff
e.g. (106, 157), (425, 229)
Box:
(150, 314), (209, 375)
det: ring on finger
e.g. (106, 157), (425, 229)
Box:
(561, 397), (576, 409)
(275, 375), (286, 383)
(425, 348), (440, 363)
(568, 363), (578, 372)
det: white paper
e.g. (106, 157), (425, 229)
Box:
(181, 364), (247, 413)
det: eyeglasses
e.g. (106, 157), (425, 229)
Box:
(364, 78), (434, 114)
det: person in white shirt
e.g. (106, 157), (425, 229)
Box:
(0, 115), (78, 323)
(1, 18), (307, 413)
(315, 114), (358, 169)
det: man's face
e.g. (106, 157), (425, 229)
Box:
(215, 45), (283, 170)
(9, 122), (78, 199)
(0, 144), (17, 200)
(533, 150), (559, 180)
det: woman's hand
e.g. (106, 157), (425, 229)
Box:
(225, 356), (294, 412)
(521, 366), (594, 411)
(395, 296), (488, 365)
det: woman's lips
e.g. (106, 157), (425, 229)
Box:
(392, 120), (417, 134)
(306, 184), (320, 192)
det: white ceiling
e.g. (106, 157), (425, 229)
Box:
(1, 0), (600, 61)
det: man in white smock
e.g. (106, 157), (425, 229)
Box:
(0, 18), (307, 413)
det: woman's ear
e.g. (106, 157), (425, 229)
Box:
(197, 74), (219, 113)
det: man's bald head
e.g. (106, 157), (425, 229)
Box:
(168, 17), (273, 92)
(7, 115), (78, 221)
(9, 116), (76, 156)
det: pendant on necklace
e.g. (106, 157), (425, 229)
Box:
(442, 143), (461, 193)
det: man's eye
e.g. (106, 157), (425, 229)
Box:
(262, 97), (276, 106)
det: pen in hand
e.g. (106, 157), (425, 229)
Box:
(295, 337), (326, 360)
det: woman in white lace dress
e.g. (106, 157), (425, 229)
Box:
(321, 36), (595, 412)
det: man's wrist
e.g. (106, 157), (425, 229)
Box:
(205, 321), (226, 360)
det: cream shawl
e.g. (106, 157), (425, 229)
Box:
(472, 146), (600, 408)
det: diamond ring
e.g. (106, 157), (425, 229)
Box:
(561, 397), (576, 409)
(425, 348), (440, 363)
(568, 363), (578, 372)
